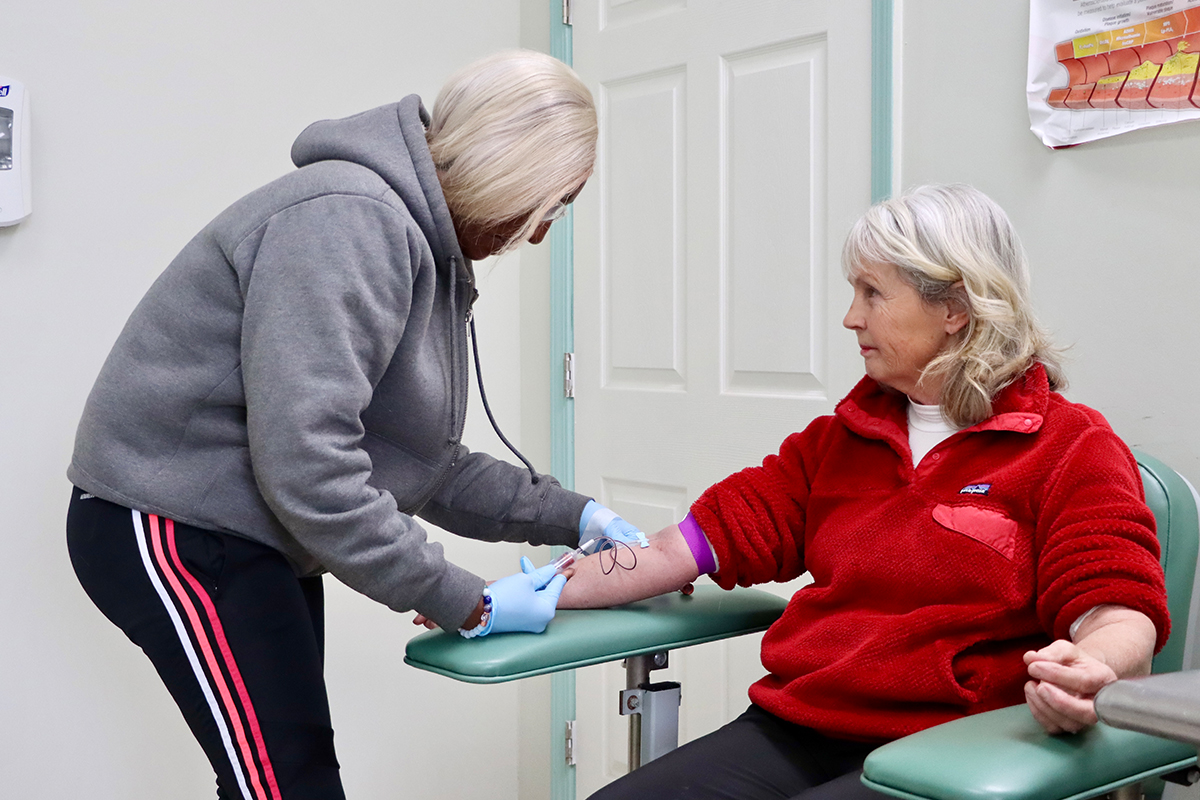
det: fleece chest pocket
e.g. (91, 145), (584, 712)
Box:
(932, 503), (1018, 560)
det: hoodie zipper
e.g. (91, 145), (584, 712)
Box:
(404, 259), (472, 513)
(408, 258), (541, 512)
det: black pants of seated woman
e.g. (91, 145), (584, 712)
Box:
(588, 704), (883, 800)
(67, 488), (343, 800)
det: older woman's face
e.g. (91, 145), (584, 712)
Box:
(454, 175), (590, 261)
(456, 216), (554, 261)
(842, 261), (967, 404)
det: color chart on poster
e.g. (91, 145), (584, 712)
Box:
(1029, 0), (1200, 146)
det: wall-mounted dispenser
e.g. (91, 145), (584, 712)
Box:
(0, 78), (31, 227)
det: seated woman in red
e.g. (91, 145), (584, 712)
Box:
(558, 184), (1169, 800)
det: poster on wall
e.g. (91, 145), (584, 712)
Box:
(1028, 0), (1200, 146)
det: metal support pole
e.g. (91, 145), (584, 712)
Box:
(636, 682), (681, 764)
(620, 652), (677, 772)
(1104, 783), (1142, 800)
(624, 655), (651, 771)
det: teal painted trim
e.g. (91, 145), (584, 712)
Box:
(549, 209), (575, 494)
(871, 0), (894, 203)
(549, 5), (574, 495)
(549, 4), (576, 799)
(548, 211), (576, 800)
(550, 1), (573, 73)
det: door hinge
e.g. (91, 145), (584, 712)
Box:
(563, 352), (576, 399)
(562, 0), (573, 25)
(565, 720), (577, 766)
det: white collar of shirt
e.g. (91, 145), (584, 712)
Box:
(907, 400), (962, 466)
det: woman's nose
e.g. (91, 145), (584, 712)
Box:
(843, 300), (863, 330)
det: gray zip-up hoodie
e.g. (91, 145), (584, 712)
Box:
(68, 96), (588, 630)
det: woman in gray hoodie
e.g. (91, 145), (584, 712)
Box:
(66, 50), (643, 798)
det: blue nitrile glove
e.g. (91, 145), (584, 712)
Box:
(579, 500), (650, 549)
(484, 557), (568, 635)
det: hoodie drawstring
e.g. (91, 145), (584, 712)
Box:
(468, 316), (540, 485)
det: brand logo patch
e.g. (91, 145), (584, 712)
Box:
(0, 86), (8, 98)
(960, 483), (991, 496)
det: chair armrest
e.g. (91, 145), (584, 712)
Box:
(861, 705), (1197, 800)
(1097, 670), (1200, 750)
(403, 585), (786, 684)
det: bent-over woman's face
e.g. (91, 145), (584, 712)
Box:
(453, 176), (590, 261)
(842, 260), (967, 404)
(456, 215), (554, 261)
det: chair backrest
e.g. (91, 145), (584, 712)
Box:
(1133, 450), (1200, 674)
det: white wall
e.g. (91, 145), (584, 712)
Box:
(7, 1), (1198, 797)
(0, 2), (556, 798)
(897, 0), (1200, 493)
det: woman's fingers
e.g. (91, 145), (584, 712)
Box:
(1025, 642), (1117, 697)
(1025, 680), (1068, 734)
(1024, 639), (1077, 665)
(1025, 679), (1097, 733)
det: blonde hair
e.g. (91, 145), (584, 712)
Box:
(427, 50), (598, 254)
(842, 184), (1066, 427)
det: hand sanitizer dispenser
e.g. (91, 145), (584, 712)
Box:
(0, 78), (31, 227)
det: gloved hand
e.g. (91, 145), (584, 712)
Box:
(579, 500), (650, 549)
(484, 557), (569, 635)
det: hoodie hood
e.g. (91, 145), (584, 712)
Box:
(290, 94), (464, 271)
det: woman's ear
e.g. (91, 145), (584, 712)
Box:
(944, 282), (970, 336)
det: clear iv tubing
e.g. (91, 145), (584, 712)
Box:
(551, 538), (599, 574)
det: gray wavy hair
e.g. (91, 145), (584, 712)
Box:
(842, 184), (1066, 427)
(427, 50), (598, 254)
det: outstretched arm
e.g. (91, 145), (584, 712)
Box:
(557, 524), (701, 609)
(1023, 604), (1156, 734)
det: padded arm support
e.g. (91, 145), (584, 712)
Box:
(861, 705), (1196, 800)
(404, 585), (787, 684)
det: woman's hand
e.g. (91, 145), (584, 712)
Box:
(1023, 605), (1156, 735)
(411, 560), (572, 634)
(579, 500), (650, 549)
(1023, 640), (1117, 734)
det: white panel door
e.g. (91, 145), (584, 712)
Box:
(571, 0), (872, 794)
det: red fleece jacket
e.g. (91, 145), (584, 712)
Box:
(691, 365), (1169, 742)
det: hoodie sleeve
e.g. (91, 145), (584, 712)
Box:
(239, 193), (484, 630)
(417, 445), (589, 547)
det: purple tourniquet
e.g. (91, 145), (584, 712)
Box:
(679, 513), (717, 575)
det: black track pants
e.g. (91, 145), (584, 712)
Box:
(67, 488), (345, 800)
(587, 704), (883, 800)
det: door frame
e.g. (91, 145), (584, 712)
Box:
(548, 4), (578, 799)
(545, 2), (897, 796)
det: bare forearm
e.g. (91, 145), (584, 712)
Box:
(1024, 605), (1158, 734)
(1073, 605), (1156, 678)
(558, 524), (701, 609)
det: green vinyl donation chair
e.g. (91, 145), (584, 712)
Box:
(406, 451), (1200, 795)
(861, 451), (1200, 800)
